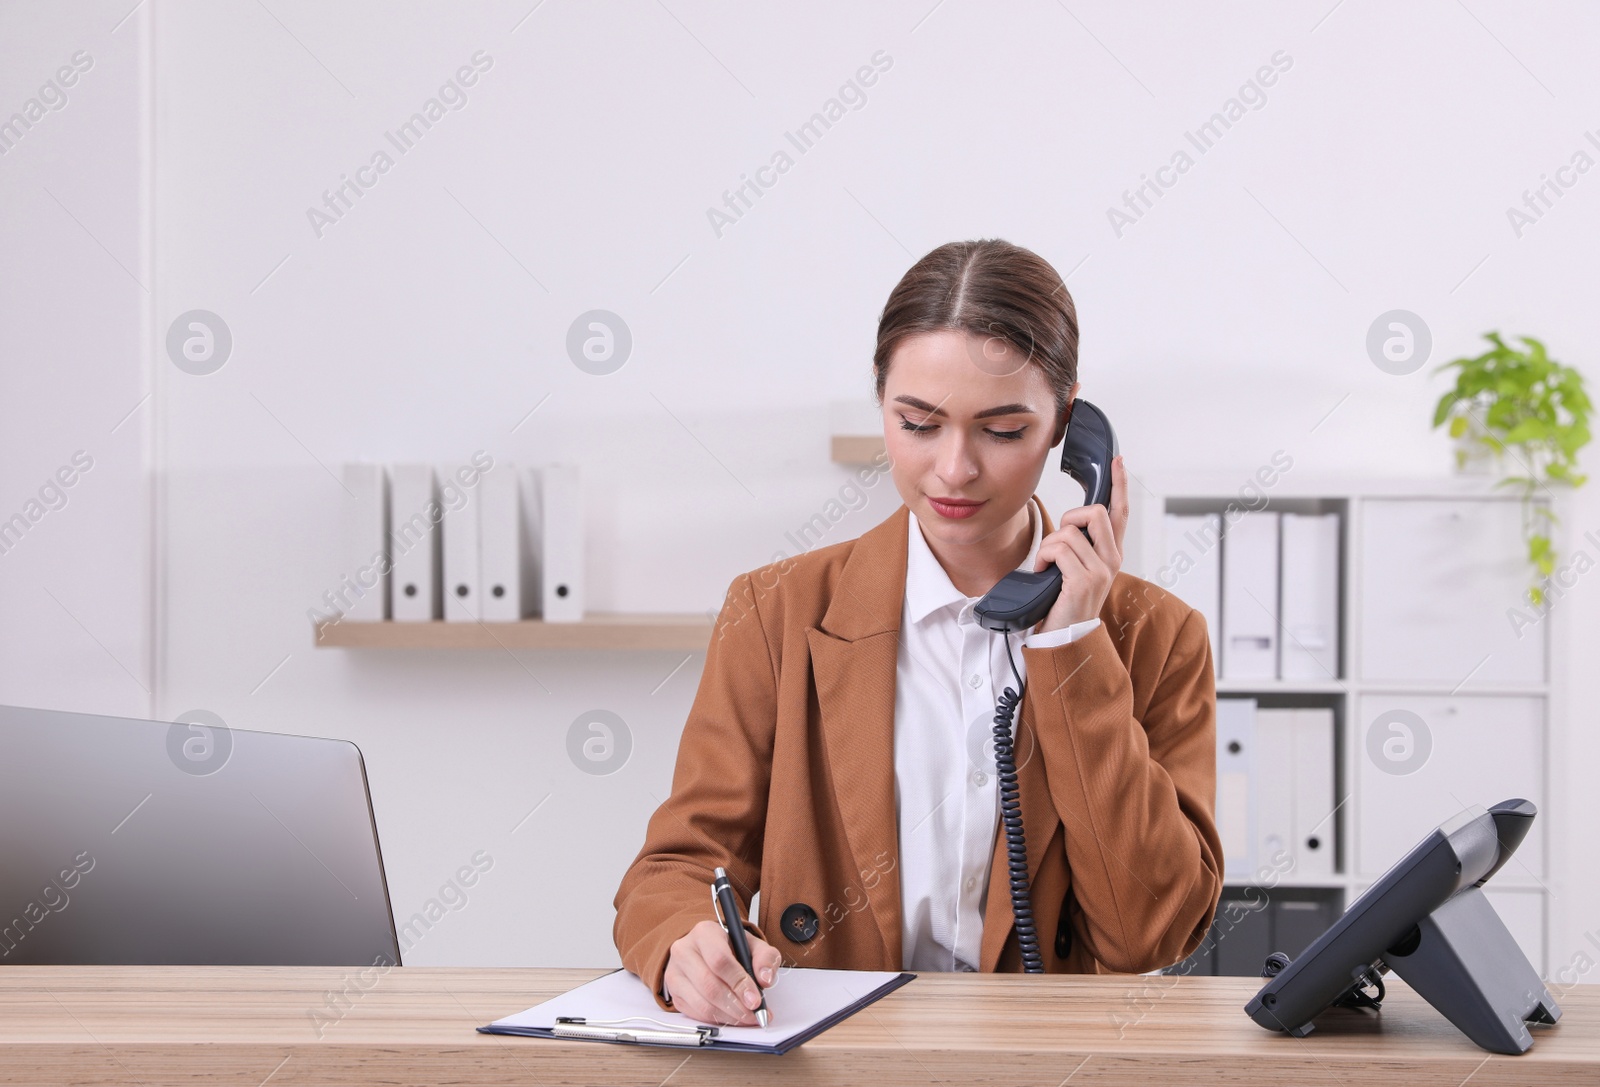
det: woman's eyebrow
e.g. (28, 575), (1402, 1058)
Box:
(893, 395), (1037, 419)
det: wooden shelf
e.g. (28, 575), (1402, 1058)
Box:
(314, 615), (714, 651)
(831, 435), (886, 464)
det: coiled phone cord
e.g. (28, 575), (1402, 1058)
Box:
(994, 636), (1044, 973)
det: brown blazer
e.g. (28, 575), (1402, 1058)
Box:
(614, 495), (1223, 1003)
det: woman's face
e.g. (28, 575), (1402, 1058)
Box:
(881, 328), (1073, 550)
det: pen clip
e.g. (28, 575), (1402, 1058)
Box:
(711, 881), (730, 934)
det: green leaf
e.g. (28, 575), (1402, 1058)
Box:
(1430, 332), (1591, 549)
(1503, 420), (1546, 444)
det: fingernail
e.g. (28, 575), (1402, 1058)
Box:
(761, 968), (774, 985)
(743, 987), (760, 1009)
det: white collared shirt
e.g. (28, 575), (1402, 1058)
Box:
(892, 500), (1101, 972)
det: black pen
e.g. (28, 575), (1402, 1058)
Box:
(710, 866), (769, 1028)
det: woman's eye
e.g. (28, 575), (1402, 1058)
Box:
(898, 417), (1026, 441)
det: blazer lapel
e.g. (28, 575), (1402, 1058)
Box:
(806, 503), (912, 968)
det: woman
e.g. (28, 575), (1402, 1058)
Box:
(613, 239), (1222, 1026)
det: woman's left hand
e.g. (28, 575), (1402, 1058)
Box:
(1033, 455), (1130, 635)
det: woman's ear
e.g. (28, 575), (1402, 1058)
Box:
(1050, 381), (1081, 447)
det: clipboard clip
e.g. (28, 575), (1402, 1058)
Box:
(553, 1016), (719, 1046)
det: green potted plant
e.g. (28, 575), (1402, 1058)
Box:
(1432, 332), (1591, 606)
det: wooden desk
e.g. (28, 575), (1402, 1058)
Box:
(1, 967), (1592, 1085)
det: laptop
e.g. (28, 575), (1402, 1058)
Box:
(0, 704), (401, 966)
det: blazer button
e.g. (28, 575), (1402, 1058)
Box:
(781, 902), (819, 943)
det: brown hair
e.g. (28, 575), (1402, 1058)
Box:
(872, 239), (1079, 424)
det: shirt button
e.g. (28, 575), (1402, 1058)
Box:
(972, 771), (987, 787)
(964, 876), (977, 892)
(968, 674), (981, 689)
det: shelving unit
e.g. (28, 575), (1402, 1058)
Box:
(314, 614), (715, 651)
(1135, 473), (1565, 979)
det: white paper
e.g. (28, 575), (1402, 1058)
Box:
(489, 966), (905, 1048)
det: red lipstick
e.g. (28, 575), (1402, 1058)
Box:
(928, 496), (985, 520)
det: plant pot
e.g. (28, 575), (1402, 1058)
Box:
(1452, 438), (1499, 476)
(1449, 409), (1505, 477)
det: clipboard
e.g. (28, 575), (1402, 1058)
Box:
(478, 967), (916, 1055)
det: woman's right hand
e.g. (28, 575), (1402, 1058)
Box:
(663, 919), (782, 1026)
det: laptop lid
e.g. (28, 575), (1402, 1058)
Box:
(0, 704), (400, 966)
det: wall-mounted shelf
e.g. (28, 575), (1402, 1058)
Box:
(829, 398), (885, 466)
(314, 615), (715, 651)
(831, 435), (886, 465)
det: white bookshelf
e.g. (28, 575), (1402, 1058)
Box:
(1132, 473), (1566, 977)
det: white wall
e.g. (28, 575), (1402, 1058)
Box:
(4, 0), (1598, 974)
(0, 2), (150, 716)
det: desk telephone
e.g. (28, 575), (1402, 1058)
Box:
(972, 398), (1118, 972)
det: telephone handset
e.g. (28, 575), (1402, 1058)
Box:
(970, 398), (1118, 973)
(973, 398), (1119, 635)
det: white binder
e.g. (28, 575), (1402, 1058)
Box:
(1280, 513), (1341, 681)
(1254, 708), (1296, 873)
(442, 468), (482, 623)
(390, 464), (440, 621)
(1161, 512), (1222, 669)
(1221, 511), (1280, 680)
(340, 463), (389, 621)
(1253, 707), (1338, 880)
(1215, 697), (1257, 880)
(538, 464), (583, 622)
(1291, 707), (1337, 878)
(478, 464), (526, 621)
